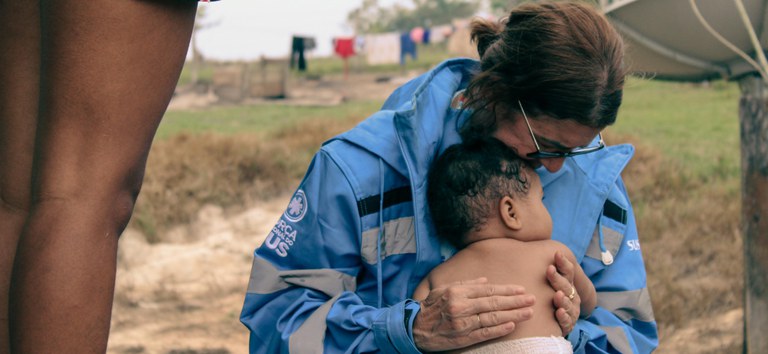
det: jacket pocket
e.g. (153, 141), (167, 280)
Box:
(584, 200), (628, 266)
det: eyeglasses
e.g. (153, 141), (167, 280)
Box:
(517, 100), (605, 159)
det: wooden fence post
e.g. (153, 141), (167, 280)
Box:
(739, 74), (768, 354)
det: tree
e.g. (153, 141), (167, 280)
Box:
(347, 0), (390, 34)
(489, 0), (524, 15)
(489, 0), (600, 17)
(348, 0), (479, 33)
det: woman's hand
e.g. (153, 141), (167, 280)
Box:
(412, 277), (535, 352)
(547, 251), (581, 335)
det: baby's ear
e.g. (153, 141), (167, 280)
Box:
(499, 196), (522, 230)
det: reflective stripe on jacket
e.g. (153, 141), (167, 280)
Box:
(240, 58), (659, 353)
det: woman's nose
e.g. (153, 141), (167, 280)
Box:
(540, 158), (566, 172)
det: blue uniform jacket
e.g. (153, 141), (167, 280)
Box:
(240, 58), (658, 353)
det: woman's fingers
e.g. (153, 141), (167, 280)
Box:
(413, 279), (535, 352)
(463, 321), (518, 345)
(478, 307), (534, 328)
(425, 283), (534, 316)
(547, 264), (571, 294)
(554, 251), (575, 283)
(555, 306), (574, 335)
(470, 292), (536, 314)
(548, 254), (581, 334)
(554, 289), (579, 321)
(426, 279), (526, 299)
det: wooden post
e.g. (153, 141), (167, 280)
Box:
(739, 75), (768, 354)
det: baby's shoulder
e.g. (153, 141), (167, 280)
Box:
(459, 239), (562, 263)
(470, 238), (565, 252)
(522, 239), (575, 259)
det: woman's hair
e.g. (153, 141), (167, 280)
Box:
(461, 1), (626, 140)
(427, 138), (531, 248)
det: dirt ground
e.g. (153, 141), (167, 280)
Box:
(109, 202), (744, 354)
(108, 72), (744, 353)
(109, 199), (285, 354)
(167, 70), (417, 111)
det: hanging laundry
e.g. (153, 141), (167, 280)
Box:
(303, 37), (316, 51)
(290, 36), (305, 71)
(363, 32), (400, 65)
(400, 32), (417, 65)
(290, 35), (316, 72)
(334, 37), (356, 58)
(355, 36), (365, 54)
(428, 24), (454, 44)
(410, 27), (425, 44)
(334, 37), (356, 80)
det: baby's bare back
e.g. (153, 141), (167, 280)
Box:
(427, 238), (566, 347)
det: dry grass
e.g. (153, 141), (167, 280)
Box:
(615, 133), (742, 346)
(130, 115), (362, 242)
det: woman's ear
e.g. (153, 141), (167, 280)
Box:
(499, 196), (523, 230)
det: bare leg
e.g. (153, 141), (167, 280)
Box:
(9, 1), (197, 352)
(0, 1), (40, 353)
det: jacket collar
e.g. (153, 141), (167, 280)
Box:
(539, 141), (635, 194)
(332, 58), (478, 181)
(392, 59), (477, 188)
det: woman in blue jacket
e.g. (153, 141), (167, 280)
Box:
(241, 2), (658, 353)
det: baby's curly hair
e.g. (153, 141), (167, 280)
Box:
(427, 138), (532, 249)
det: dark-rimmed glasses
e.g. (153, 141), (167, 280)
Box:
(517, 100), (605, 159)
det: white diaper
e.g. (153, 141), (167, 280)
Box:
(461, 336), (573, 354)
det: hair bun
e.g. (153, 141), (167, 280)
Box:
(470, 17), (503, 59)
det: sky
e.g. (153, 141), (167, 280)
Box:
(195, 0), (411, 61)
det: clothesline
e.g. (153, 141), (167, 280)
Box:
(289, 20), (482, 73)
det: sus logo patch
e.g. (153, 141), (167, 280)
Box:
(284, 189), (308, 222)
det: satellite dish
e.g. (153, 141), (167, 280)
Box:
(603, 0), (768, 81)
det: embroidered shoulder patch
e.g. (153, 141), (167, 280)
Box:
(284, 189), (308, 222)
(450, 89), (467, 109)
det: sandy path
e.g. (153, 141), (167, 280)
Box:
(108, 199), (286, 354)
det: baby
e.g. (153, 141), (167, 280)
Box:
(414, 138), (596, 353)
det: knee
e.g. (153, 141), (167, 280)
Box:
(31, 181), (141, 239)
(1, 175), (32, 216)
(0, 194), (30, 217)
(0, 191), (31, 230)
(30, 152), (150, 239)
(101, 177), (143, 238)
(110, 188), (140, 237)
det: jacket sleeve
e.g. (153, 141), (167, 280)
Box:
(568, 177), (659, 354)
(239, 150), (422, 354)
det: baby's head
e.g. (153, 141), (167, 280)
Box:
(427, 138), (552, 248)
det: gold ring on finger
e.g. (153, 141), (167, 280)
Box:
(568, 286), (576, 300)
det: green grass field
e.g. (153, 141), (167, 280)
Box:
(158, 100), (383, 140)
(611, 77), (741, 182)
(160, 75), (743, 183)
